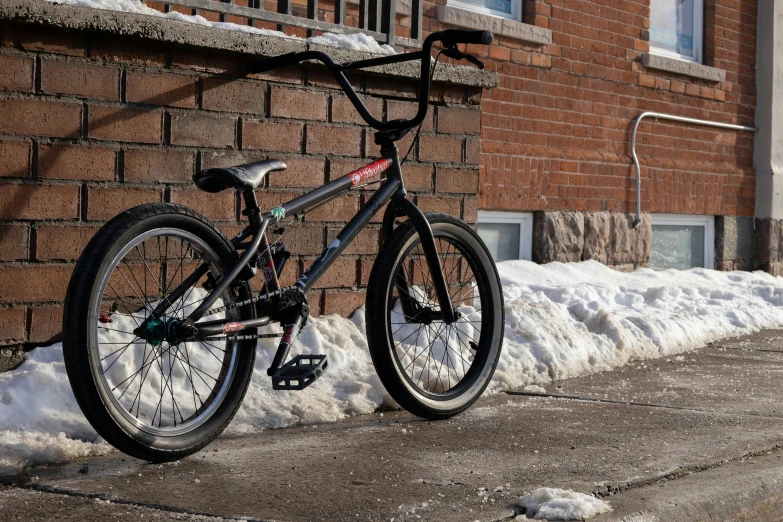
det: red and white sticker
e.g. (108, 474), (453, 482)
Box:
(349, 158), (392, 186)
(281, 323), (300, 346)
(223, 322), (245, 333)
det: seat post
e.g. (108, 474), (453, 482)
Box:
(242, 189), (262, 228)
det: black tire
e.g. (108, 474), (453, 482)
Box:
(63, 203), (256, 462)
(366, 213), (504, 420)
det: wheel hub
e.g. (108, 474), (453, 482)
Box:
(137, 316), (184, 346)
(411, 308), (461, 325)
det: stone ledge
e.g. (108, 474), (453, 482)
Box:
(641, 53), (726, 83)
(436, 5), (551, 45)
(0, 0), (498, 88)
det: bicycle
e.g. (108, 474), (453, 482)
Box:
(62, 29), (505, 462)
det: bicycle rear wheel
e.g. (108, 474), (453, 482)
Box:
(63, 203), (256, 462)
(366, 213), (504, 419)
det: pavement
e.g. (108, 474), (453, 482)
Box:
(5, 330), (783, 521)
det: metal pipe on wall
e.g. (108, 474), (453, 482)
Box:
(630, 111), (757, 228)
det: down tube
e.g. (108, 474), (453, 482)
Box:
(297, 178), (400, 292)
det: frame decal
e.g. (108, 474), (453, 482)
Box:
(349, 158), (392, 186)
(223, 322), (245, 333)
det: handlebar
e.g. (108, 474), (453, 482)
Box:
(246, 30), (493, 135)
(440, 29), (493, 46)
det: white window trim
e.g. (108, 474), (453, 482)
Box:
(477, 210), (533, 261)
(448, 0), (522, 22)
(651, 213), (715, 269)
(649, 0), (703, 64)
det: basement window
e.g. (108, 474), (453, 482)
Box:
(650, 0), (703, 63)
(476, 211), (532, 262)
(448, 0), (524, 22)
(650, 214), (714, 270)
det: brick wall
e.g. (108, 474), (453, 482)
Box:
(0, 21), (483, 353)
(423, 0), (757, 217)
(120, 0), (757, 220)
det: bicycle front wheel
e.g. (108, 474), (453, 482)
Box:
(63, 203), (256, 462)
(366, 212), (504, 420)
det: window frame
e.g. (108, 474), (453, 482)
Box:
(651, 213), (715, 270)
(477, 210), (533, 261)
(447, 0), (523, 22)
(649, 0), (704, 64)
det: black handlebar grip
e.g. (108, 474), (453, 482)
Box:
(247, 52), (300, 74)
(440, 30), (494, 47)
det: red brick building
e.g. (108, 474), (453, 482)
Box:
(433, 0), (758, 272)
(0, 0), (774, 365)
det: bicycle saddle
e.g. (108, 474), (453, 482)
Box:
(194, 159), (287, 193)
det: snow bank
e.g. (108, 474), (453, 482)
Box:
(44, 0), (396, 55)
(4, 261), (783, 472)
(0, 347), (112, 472)
(519, 488), (612, 520)
(493, 261), (783, 388)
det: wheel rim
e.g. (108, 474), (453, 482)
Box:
(385, 231), (489, 401)
(89, 228), (240, 437)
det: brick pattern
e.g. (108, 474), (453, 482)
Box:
(0, 23), (481, 347)
(422, 0), (756, 216)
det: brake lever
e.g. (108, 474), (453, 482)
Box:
(442, 46), (485, 70)
(463, 54), (485, 69)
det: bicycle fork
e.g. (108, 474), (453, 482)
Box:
(380, 146), (456, 325)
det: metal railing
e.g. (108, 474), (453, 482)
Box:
(630, 111), (757, 228)
(153, 0), (422, 48)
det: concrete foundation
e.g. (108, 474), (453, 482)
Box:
(533, 211), (756, 272)
(754, 217), (783, 275)
(583, 212), (651, 267)
(715, 216), (754, 271)
(532, 210), (584, 264)
(533, 211), (651, 269)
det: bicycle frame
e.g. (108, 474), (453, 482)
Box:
(164, 140), (456, 346)
(139, 29), (496, 374)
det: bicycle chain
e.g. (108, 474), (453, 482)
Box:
(201, 288), (283, 318)
(199, 290), (284, 342)
(202, 332), (282, 342)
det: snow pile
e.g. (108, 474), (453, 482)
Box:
(307, 32), (395, 55)
(519, 488), (611, 520)
(4, 261), (783, 472)
(0, 310), (386, 473)
(44, 0), (396, 55)
(0, 347), (112, 472)
(492, 261), (783, 388)
(226, 310), (389, 432)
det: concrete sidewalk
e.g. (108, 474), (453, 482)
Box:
(4, 330), (783, 521)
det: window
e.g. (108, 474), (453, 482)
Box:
(476, 211), (533, 262)
(448, 0), (523, 21)
(650, 214), (714, 270)
(649, 0), (703, 63)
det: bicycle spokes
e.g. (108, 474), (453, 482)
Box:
(390, 236), (483, 395)
(93, 229), (239, 434)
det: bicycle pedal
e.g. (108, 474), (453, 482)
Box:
(271, 354), (328, 390)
